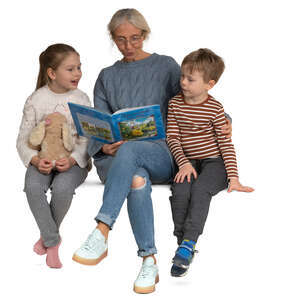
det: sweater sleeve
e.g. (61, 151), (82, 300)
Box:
(87, 70), (113, 158)
(70, 93), (91, 168)
(166, 100), (190, 168)
(167, 57), (181, 98)
(213, 106), (238, 179)
(16, 96), (39, 167)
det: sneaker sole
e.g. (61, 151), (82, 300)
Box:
(133, 275), (159, 294)
(72, 249), (108, 266)
(171, 268), (188, 277)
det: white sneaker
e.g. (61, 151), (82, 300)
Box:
(133, 257), (159, 294)
(72, 228), (108, 265)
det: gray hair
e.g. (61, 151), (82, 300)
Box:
(108, 8), (151, 40)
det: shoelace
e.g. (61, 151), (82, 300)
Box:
(82, 233), (101, 251)
(139, 265), (153, 279)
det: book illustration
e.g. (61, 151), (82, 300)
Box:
(68, 102), (165, 144)
(118, 115), (157, 140)
(78, 113), (113, 142)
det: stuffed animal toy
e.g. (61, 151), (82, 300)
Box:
(29, 112), (73, 166)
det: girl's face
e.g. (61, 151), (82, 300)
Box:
(48, 52), (82, 93)
(113, 22), (145, 62)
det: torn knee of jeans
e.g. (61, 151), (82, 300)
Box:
(131, 175), (146, 190)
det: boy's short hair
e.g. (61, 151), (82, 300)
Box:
(182, 48), (225, 83)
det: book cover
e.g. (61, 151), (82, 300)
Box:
(68, 103), (166, 143)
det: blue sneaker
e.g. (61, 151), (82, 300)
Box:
(170, 264), (188, 277)
(171, 240), (197, 273)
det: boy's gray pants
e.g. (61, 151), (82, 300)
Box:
(170, 157), (228, 245)
(24, 164), (88, 247)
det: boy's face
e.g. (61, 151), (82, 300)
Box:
(180, 66), (214, 102)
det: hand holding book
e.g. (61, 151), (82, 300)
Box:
(102, 141), (125, 156)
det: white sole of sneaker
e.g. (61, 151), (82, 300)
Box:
(72, 249), (108, 266)
(133, 275), (159, 294)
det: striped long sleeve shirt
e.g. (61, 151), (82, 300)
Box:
(166, 93), (238, 179)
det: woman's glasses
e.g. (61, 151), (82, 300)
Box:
(114, 34), (143, 46)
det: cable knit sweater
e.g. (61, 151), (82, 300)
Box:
(17, 85), (91, 168)
(87, 53), (181, 163)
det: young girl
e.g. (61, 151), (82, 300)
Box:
(16, 43), (91, 268)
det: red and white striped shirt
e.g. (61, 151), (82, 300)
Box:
(166, 93), (238, 179)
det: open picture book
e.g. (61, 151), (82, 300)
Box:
(68, 103), (166, 144)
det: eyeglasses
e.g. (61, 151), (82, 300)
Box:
(114, 34), (143, 46)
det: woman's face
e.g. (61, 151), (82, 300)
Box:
(113, 22), (145, 62)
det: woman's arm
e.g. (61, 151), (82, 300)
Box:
(167, 57), (181, 98)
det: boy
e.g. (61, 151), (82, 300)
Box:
(166, 48), (254, 277)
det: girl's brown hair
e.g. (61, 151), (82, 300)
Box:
(36, 43), (79, 90)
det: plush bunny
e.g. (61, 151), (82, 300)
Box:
(29, 112), (73, 166)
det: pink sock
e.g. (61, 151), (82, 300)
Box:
(46, 241), (62, 269)
(33, 237), (47, 255)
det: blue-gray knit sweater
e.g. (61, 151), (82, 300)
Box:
(87, 53), (181, 161)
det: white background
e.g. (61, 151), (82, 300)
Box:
(1, 0), (300, 299)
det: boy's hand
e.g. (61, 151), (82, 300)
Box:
(221, 119), (232, 138)
(174, 163), (197, 183)
(228, 178), (254, 193)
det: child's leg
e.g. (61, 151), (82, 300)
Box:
(46, 165), (87, 268)
(50, 165), (88, 228)
(170, 179), (193, 245)
(169, 160), (197, 244)
(183, 157), (228, 242)
(24, 165), (59, 248)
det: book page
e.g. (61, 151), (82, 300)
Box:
(118, 115), (158, 140)
(77, 113), (114, 142)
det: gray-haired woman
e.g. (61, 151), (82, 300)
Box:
(73, 8), (231, 293)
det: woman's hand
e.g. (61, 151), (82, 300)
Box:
(221, 119), (232, 139)
(174, 163), (198, 183)
(31, 156), (53, 174)
(56, 157), (76, 172)
(101, 141), (125, 156)
(228, 178), (254, 193)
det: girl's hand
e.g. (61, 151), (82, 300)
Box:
(35, 157), (53, 174)
(228, 178), (254, 193)
(174, 163), (198, 183)
(102, 141), (125, 156)
(56, 157), (76, 172)
(221, 119), (232, 139)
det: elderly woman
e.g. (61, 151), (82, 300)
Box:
(73, 9), (231, 293)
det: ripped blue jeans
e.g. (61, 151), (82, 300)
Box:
(94, 141), (174, 257)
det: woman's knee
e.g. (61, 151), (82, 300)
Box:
(131, 175), (146, 190)
(116, 142), (140, 160)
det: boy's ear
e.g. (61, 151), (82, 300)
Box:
(47, 67), (56, 81)
(207, 80), (216, 90)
